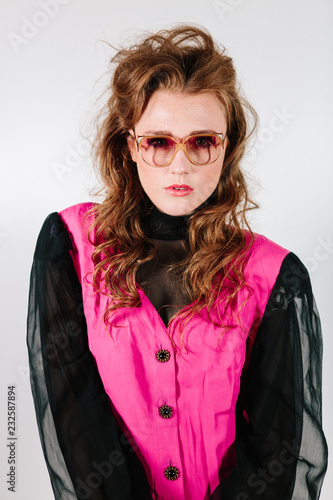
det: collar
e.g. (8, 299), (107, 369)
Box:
(141, 187), (218, 241)
(141, 204), (190, 241)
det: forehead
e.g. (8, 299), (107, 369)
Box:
(136, 89), (227, 137)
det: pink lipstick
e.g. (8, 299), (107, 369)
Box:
(165, 184), (193, 196)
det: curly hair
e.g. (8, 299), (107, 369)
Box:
(87, 24), (258, 339)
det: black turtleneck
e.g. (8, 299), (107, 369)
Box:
(136, 189), (219, 326)
(140, 204), (191, 241)
(140, 185), (218, 241)
(136, 205), (191, 326)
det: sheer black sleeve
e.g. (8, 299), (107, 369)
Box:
(211, 253), (328, 499)
(27, 213), (153, 500)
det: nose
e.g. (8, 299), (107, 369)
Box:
(170, 147), (191, 174)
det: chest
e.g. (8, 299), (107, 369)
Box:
(82, 283), (255, 419)
(135, 238), (190, 325)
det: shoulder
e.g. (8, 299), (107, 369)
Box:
(56, 201), (100, 255)
(246, 231), (289, 268)
(244, 231), (291, 294)
(59, 202), (97, 231)
(57, 202), (101, 243)
(34, 203), (97, 262)
(244, 232), (313, 300)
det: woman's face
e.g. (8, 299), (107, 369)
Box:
(127, 89), (228, 216)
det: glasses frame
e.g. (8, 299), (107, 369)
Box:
(133, 131), (226, 167)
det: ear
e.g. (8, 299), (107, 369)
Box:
(127, 131), (137, 162)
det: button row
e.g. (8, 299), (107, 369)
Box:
(155, 348), (180, 481)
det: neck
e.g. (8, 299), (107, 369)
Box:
(141, 204), (190, 241)
(141, 187), (218, 241)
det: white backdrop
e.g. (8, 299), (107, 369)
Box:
(1, 0), (332, 498)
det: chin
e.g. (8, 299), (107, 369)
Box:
(154, 201), (199, 217)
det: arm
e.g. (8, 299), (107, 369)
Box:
(27, 213), (152, 500)
(211, 253), (328, 499)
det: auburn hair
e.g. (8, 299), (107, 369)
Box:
(87, 24), (258, 339)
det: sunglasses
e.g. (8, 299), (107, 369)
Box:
(133, 132), (226, 167)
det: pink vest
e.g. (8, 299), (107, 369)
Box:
(59, 202), (289, 500)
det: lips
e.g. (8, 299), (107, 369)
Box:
(164, 184), (193, 196)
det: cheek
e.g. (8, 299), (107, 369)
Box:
(137, 164), (159, 193)
(200, 165), (223, 196)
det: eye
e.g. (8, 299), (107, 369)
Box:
(146, 137), (173, 148)
(191, 135), (216, 148)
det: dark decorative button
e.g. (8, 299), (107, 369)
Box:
(156, 349), (171, 363)
(159, 405), (173, 419)
(164, 465), (180, 481)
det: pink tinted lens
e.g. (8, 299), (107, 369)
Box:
(140, 136), (175, 166)
(186, 135), (221, 164)
(139, 134), (222, 166)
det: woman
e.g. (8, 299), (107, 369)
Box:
(27, 25), (327, 499)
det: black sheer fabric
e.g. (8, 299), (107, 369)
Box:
(136, 238), (190, 326)
(27, 213), (153, 500)
(211, 253), (328, 499)
(27, 212), (327, 499)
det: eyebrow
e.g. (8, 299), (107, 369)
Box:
(138, 129), (220, 137)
